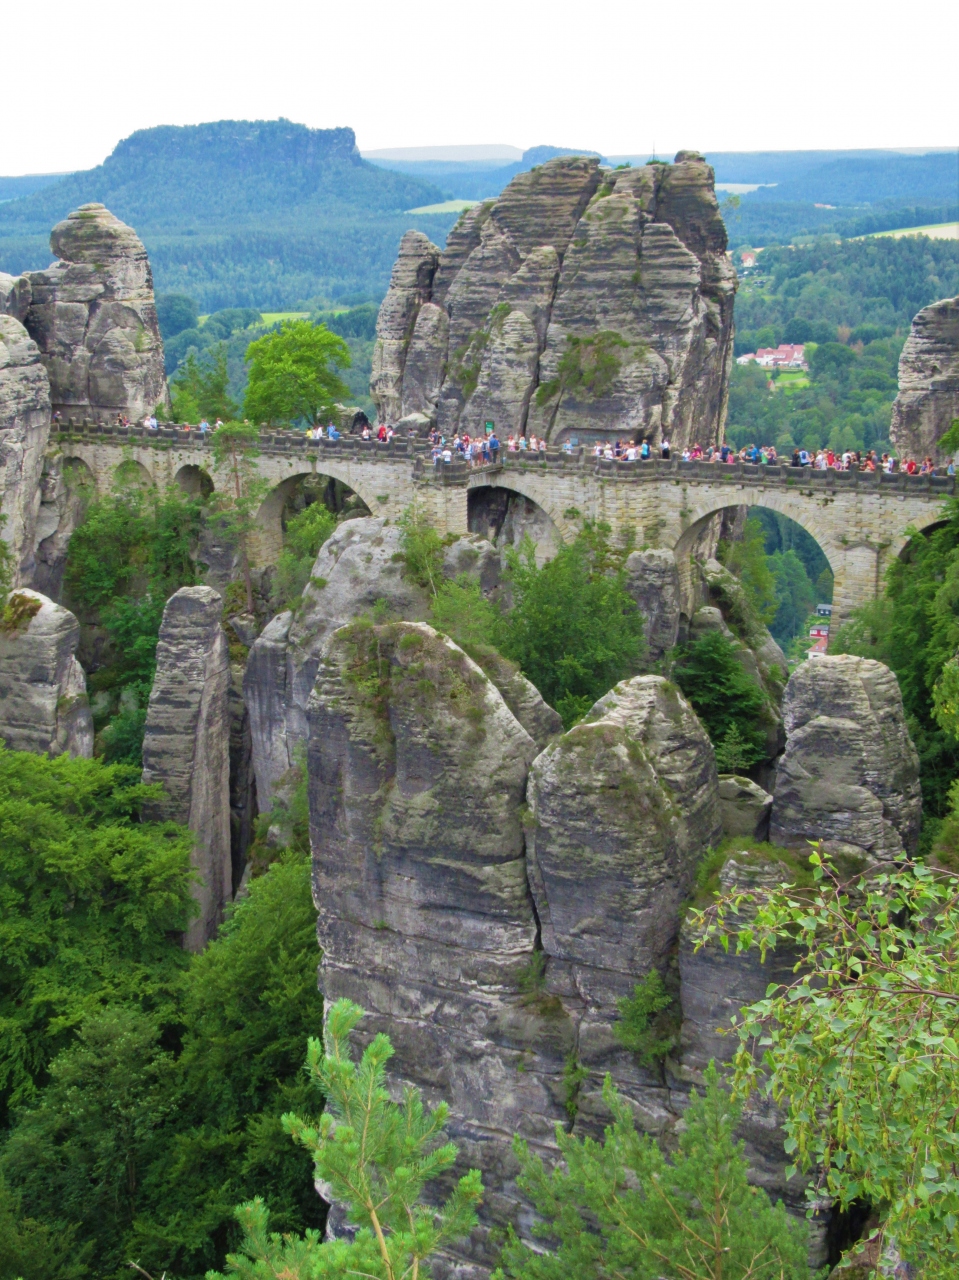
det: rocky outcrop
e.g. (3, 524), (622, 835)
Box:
(624, 548), (681, 662)
(0, 589), (92, 757)
(770, 655), (922, 858)
(371, 231), (440, 423)
(717, 774), (773, 840)
(462, 644), (563, 749)
(141, 586), (231, 950)
(308, 622), (553, 1271)
(245, 516), (504, 812)
(0, 316), (52, 585)
(6, 204), (168, 425)
(31, 454), (92, 600)
(372, 152), (736, 451)
(527, 676), (721, 1130)
(890, 294), (959, 463)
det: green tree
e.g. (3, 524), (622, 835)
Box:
(697, 849), (959, 1276)
(495, 524), (645, 727)
(155, 292), (199, 341)
(768, 548), (817, 645)
(209, 998), (483, 1280)
(721, 514), (778, 626)
(672, 629), (769, 768)
(170, 346), (238, 423)
(0, 1177), (86, 1280)
(272, 502), (337, 611)
(244, 321), (351, 427)
(833, 498), (959, 833)
(494, 1063), (808, 1280)
(210, 422), (268, 613)
(0, 748), (195, 1127)
(1, 1009), (171, 1279)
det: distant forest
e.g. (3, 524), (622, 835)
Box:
(0, 121), (458, 311)
(725, 236), (959, 458)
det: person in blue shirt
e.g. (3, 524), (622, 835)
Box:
(640, 439), (651, 460)
(489, 432), (500, 462)
(327, 425), (340, 441)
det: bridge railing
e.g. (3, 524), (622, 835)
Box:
(51, 423), (956, 496)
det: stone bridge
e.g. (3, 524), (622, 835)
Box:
(53, 423), (956, 625)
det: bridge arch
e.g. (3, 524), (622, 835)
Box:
(174, 463), (214, 500)
(113, 457), (155, 489)
(250, 470), (373, 569)
(467, 479), (565, 564)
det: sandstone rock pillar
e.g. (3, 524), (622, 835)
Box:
(0, 315), (52, 585)
(770, 654), (921, 858)
(142, 586), (231, 950)
(0, 589), (93, 758)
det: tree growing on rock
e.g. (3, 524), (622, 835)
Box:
(494, 1063), (808, 1280)
(243, 321), (351, 428)
(697, 847), (959, 1276)
(209, 998), (483, 1280)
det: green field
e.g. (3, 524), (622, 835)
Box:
(867, 221), (958, 241)
(406, 198), (480, 215)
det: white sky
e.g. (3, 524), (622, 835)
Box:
(4, 0), (957, 175)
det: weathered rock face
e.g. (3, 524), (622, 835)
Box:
(372, 152), (736, 451)
(527, 676), (721, 1129)
(244, 516), (503, 812)
(770, 655), (922, 858)
(463, 644), (563, 750)
(624, 548), (681, 662)
(9, 204), (168, 425)
(677, 853), (818, 1240)
(0, 589), (92, 757)
(141, 586), (231, 950)
(308, 622), (555, 1272)
(371, 231), (441, 423)
(890, 294), (959, 462)
(717, 774), (773, 840)
(31, 454), (93, 600)
(0, 316), (52, 585)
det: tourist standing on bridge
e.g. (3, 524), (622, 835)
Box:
(660, 438), (670, 460)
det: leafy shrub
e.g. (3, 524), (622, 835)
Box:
(613, 970), (676, 1066)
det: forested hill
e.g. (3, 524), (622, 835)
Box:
(0, 120), (457, 310)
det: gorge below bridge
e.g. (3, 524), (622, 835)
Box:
(55, 422), (958, 626)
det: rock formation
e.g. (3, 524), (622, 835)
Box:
(308, 621), (549, 1271)
(890, 294), (959, 463)
(2, 204), (168, 425)
(372, 152), (736, 451)
(305, 647), (724, 1271)
(624, 548), (681, 661)
(245, 516), (503, 812)
(770, 655), (922, 858)
(0, 316), (52, 585)
(717, 774), (774, 840)
(141, 586), (231, 950)
(0, 588), (92, 757)
(527, 675), (721, 1131)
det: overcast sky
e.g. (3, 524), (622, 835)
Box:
(4, 0), (957, 175)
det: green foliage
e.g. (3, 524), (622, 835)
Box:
(495, 524), (645, 729)
(768, 549), (817, 645)
(0, 1177), (86, 1280)
(272, 502), (337, 610)
(713, 722), (759, 773)
(534, 331), (633, 430)
(0, 834), (322, 1280)
(398, 505), (449, 595)
(613, 970), (676, 1066)
(244, 320), (351, 427)
(0, 748), (195, 1127)
(720, 514), (778, 624)
(0, 516), (12, 602)
(171, 346), (238, 422)
(155, 291), (199, 340)
(672, 630), (768, 767)
(64, 485), (202, 761)
(494, 1063), (808, 1280)
(431, 574), (499, 648)
(209, 998), (483, 1280)
(210, 422), (269, 614)
(562, 1054), (589, 1120)
(937, 417), (959, 457)
(697, 849), (959, 1275)
(833, 499), (959, 831)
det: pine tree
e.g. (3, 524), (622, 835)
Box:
(494, 1063), (808, 1280)
(209, 999), (483, 1280)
